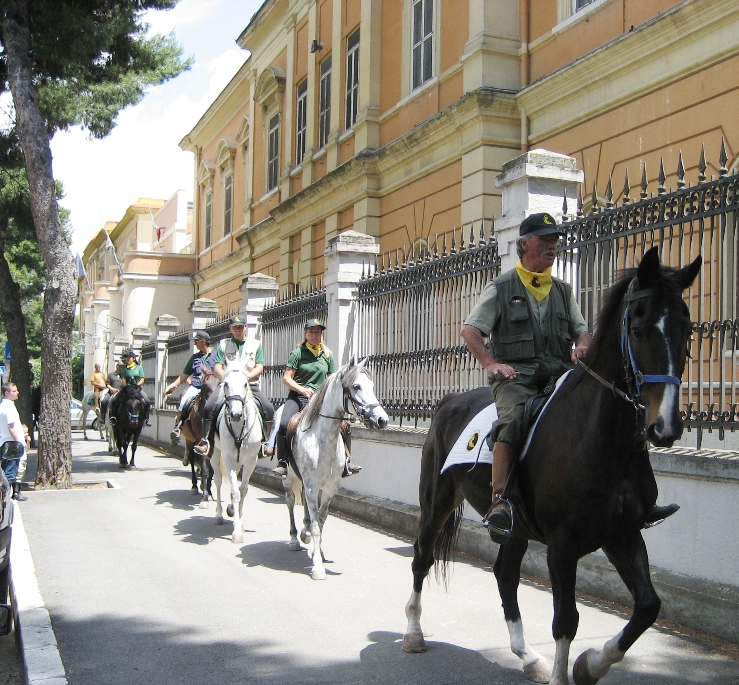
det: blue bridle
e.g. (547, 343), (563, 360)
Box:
(621, 285), (683, 400)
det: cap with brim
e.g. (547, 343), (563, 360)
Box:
(304, 318), (326, 330)
(229, 315), (245, 326)
(194, 331), (211, 341)
(519, 212), (565, 238)
(123, 350), (137, 359)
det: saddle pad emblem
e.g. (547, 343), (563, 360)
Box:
(466, 432), (479, 451)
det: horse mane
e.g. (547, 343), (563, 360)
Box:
(300, 362), (368, 429)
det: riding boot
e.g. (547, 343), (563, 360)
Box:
(170, 411), (182, 440)
(261, 420), (274, 457)
(194, 418), (211, 454)
(12, 482), (27, 502)
(271, 434), (288, 477)
(483, 442), (515, 542)
(644, 503), (680, 528)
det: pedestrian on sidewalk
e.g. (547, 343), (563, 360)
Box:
(0, 382), (28, 501)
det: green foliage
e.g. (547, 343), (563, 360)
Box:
(71, 351), (84, 400)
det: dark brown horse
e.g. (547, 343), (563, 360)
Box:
(402, 248), (701, 685)
(112, 385), (144, 469)
(179, 379), (216, 504)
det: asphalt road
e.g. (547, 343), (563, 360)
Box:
(8, 434), (739, 684)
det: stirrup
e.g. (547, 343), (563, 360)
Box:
(109, 416), (117, 426)
(483, 497), (514, 543)
(644, 503), (680, 529)
(271, 460), (288, 477)
(170, 426), (181, 440)
(193, 439), (209, 454)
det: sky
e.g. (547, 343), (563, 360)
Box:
(51, 0), (265, 257)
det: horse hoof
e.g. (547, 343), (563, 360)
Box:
(573, 650), (599, 685)
(311, 569), (326, 580)
(231, 534), (244, 544)
(402, 633), (427, 653)
(215, 515), (224, 525)
(300, 530), (312, 544)
(524, 658), (551, 683)
(226, 504), (235, 518)
(288, 540), (302, 551)
(198, 501), (209, 510)
(191, 486), (198, 493)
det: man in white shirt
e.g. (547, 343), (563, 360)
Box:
(0, 382), (28, 501)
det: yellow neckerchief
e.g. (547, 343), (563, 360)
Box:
(305, 342), (323, 358)
(126, 360), (137, 370)
(516, 261), (552, 302)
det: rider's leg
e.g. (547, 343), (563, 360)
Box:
(194, 387), (220, 454)
(108, 392), (120, 424)
(341, 421), (362, 477)
(483, 441), (516, 535)
(170, 411), (182, 440)
(271, 396), (302, 476)
(139, 390), (152, 426)
(252, 389), (275, 456)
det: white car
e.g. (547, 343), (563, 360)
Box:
(70, 398), (99, 429)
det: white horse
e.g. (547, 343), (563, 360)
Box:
(79, 390), (105, 441)
(211, 361), (264, 544)
(283, 357), (388, 580)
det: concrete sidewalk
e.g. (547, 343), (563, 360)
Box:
(6, 434), (739, 685)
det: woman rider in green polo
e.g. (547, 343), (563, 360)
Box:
(270, 319), (360, 477)
(108, 350), (151, 426)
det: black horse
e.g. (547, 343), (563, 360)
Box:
(112, 385), (145, 469)
(402, 247), (701, 685)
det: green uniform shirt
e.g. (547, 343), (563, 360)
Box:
(287, 344), (335, 391)
(121, 363), (145, 385)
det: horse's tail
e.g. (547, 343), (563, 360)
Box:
(433, 502), (464, 588)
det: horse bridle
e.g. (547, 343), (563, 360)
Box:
(576, 280), (682, 413)
(223, 382), (257, 452)
(317, 376), (381, 426)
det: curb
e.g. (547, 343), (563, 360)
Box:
(9, 506), (68, 684)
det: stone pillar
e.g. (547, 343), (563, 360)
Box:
(189, 298), (218, 334)
(155, 315), (180, 410)
(494, 149), (583, 272)
(131, 326), (151, 355)
(323, 230), (379, 365)
(240, 273), (278, 339)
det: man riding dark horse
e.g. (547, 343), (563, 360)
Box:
(195, 315), (274, 456)
(100, 362), (123, 425)
(164, 330), (215, 466)
(108, 351), (151, 427)
(461, 213), (677, 541)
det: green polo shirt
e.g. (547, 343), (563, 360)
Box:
(121, 363), (145, 385)
(287, 344), (336, 391)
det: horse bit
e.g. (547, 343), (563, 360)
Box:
(575, 281), (682, 416)
(317, 384), (381, 426)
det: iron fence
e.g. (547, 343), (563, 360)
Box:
(140, 341), (157, 406)
(357, 225), (500, 425)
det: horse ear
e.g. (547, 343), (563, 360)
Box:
(671, 254), (702, 291)
(636, 246), (661, 289)
(348, 354), (357, 367)
(356, 357), (367, 371)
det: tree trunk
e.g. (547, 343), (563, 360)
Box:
(2, 0), (75, 488)
(0, 251), (33, 426)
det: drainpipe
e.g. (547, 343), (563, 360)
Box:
(519, 0), (530, 153)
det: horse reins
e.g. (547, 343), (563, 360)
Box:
(576, 281), (682, 413)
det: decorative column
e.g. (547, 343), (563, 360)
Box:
(323, 230), (379, 365)
(494, 149), (583, 272)
(188, 298), (218, 333)
(155, 315), (180, 410)
(240, 273), (278, 339)
(131, 326), (151, 355)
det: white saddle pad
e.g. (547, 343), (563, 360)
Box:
(440, 370), (572, 474)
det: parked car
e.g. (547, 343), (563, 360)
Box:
(0, 468), (13, 634)
(70, 398), (98, 430)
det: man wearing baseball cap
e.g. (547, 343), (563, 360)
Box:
(461, 212), (592, 540)
(164, 331), (215, 453)
(108, 350), (152, 426)
(195, 315), (274, 455)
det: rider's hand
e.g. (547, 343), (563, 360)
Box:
(488, 362), (519, 380)
(302, 387), (315, 399)
(571, 345), (589, 363)
(165, 385), (173, 395)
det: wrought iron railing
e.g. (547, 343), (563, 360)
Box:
(357, 224), (500, 425)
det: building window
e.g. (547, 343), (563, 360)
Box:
(411, 0), (433, 90)
(204, 190), (212, 249)
(345, 29), (360, 130)
(575, 0), (595, 9)
(318, 55), (332, 149)
(223, 173), (233, 236)
(267, 113), (280, 191)
(295, 78), (308, 164)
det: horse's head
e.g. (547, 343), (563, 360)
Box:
(121, 386), (143, 427)
(222, 361), (252, 422)
(624, 247), (701, 446)
(341, 357), (389, 429)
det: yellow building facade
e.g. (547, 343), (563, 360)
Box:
(181, 0), (737, 313)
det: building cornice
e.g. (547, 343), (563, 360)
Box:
(519, 0), (738, 144)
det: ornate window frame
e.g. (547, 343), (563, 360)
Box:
(255, 67), (286, 196)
